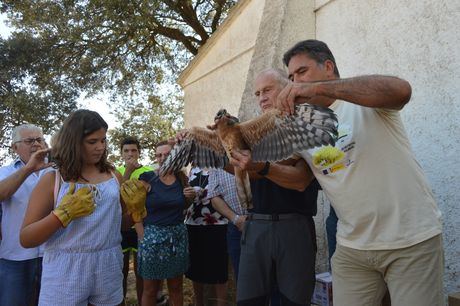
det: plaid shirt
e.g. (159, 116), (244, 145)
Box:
(207, 169), (246, 216)
(184, 167), (227, 225)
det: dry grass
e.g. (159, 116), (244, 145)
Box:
(124, 260), (236, 306)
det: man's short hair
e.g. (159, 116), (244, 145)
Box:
(120, 136), (141, 152)
(257, 68), (290, 87)
(11, 124), (43, 145)
(283, 40), (340, 77)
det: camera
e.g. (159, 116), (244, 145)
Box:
(47, 151), (56, 164)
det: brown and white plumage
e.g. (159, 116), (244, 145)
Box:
(242, 104), (338, 162)
(160, 103), (338, 209)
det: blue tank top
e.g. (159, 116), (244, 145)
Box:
(140, 171), (186, 226)
(44, 172), (122, 252)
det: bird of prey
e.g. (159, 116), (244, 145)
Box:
(160, 103), (338, 209)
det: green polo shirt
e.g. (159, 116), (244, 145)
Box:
(117, 165), (155, 179)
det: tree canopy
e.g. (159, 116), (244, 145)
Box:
(0, 33), (77, 162)
(1, 0), (237, 162)
(107, 90), (183, 164)
(1, 0), (237, 95)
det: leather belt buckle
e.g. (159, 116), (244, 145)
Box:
(271, 214), (279, 221)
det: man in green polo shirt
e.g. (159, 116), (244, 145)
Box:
(117, 137), (154, 181)
(117, 136), (155, 305)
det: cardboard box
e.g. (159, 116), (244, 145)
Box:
(311, 272), (333, 306)
(449, 292), (460, 306)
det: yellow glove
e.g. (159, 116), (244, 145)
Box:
(52, 183), (95, 227)
(121, 179), (147, 223)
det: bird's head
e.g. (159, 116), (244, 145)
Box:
(214, 109), (227, 121)
(214, 109), (239, 125)
(207, 109), (239, 130)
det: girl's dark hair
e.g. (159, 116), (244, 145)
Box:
(52, 109), (113, 181)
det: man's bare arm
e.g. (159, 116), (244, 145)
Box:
(211, 196), (246, 231)
(316, 75), (412, 109)
(278, 75), (412, 113)
(0, 149), (50, 201)
(263, 159), (314, 191)
(0, 167), (35, 201)
(230, 150), (314, 191)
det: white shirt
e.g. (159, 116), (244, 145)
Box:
(0, 158), (50, 260)
(299, 101), (442, 250)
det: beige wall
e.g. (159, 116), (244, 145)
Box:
(238, 0), (316, 121)
(179, 0), (265, 128)
(315, 0), (460, 295)
(178, 0), (460, 296)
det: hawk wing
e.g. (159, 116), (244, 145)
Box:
(160, 126), (228, 175)
(239, 103), (338, 162)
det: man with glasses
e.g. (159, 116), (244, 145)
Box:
(0, 124), (51, 305)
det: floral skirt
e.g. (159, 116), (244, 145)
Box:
(138, 223), (189, 280)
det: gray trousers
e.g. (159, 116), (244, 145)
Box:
(237, 214), (316, 304)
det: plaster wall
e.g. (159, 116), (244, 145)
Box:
(238, 0), (316, 121)
(182, 50), (254, 128)
(178, 0), (459, 295)
(179, 0), (265, 128)
(315, 0), (460, 294)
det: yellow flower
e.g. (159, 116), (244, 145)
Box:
(313, 146), (345, 167)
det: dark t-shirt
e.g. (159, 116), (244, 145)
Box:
(250, 177), (320, 216)
(139, 171), (186, 226)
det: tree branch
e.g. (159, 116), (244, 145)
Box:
(154, 23), (199, 55)
(211, 0), (227, 32)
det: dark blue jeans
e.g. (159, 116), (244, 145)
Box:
(0, 257), (42, 306)
(226, 223), (241, 281)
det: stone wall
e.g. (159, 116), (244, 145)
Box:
(315, 0), (460, 295)
(238, 0), (316, 121)
(178, 0), (265, 128)
(179, 0), (460, 296)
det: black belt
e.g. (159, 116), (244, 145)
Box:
(247, 213), (302, 221)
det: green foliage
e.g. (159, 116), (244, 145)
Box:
(1, 0), (236, 162)
(0, 33), (78, 162)
(1, 0), (237, 96)
(108, 90), (184, 164)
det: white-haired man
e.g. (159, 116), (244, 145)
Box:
(230, 68), (319, 306)
(0, 124), (51, 305)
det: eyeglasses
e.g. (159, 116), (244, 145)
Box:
(15, 137), (45, 145)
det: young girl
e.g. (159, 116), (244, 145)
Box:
(20, 109), (125, 306)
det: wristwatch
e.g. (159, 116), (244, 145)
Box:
(257, 161), (271, 176)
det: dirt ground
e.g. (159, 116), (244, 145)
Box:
(124, 260), (236, 306)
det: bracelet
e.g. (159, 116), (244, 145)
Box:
(257, 161), (271, 176)
(232, 214), (240, 224)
